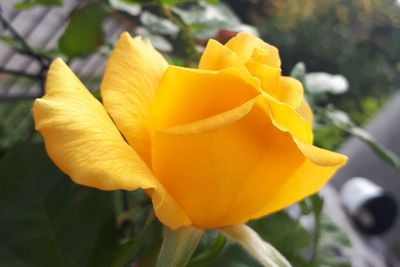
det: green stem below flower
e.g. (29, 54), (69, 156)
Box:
(157, 1), (199, 67)
(156, 226), (204, 267)
(219, 224), (292, 267)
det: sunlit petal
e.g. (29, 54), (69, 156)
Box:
(296, 99), (314, 126)
(152, 99), (344, 228)
(225, 32), (281, 68)
(245, 61), (281, 96)
(152, 66), (260, 131)
(276, 76), (304, 109)
(33, 58), (190, 228)
(199, 39), (248, 72)
(263, 92), (313, 144)
(101, 33), (168, 164)
(251, 138), (348, 218)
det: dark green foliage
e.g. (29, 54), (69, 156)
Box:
(207, 211), (311, 267)
(250, 211), (310, 265)
(188, 233), (227, 267)
(14, 0), (63, 9)
(207, 243), (262, 267)
(0, 101), (34, 152)
(59, 3), (107, 57)
(0, 142), (118, 267)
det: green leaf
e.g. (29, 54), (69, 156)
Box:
(326, 108), (400, 172)
(249, 211), (310, 262)
(119, 0), (181, 5)
(350, 127), (400, 172)
(110, 0), (142, 16)
(172, 3), (258, 40)
(319, 213), (351, 248)
(59, 3), (107, 57)
(310, 194), (324, 217)
(120, 0), (157, 5)
(111, 239), (143, 267)
(14, 0), (62, 10)
(313, 213), (352, 267)
(0, 101), (34, 149)
(188, 233), (226, 267)
(0, 142), (118, 267)
(136, 27), (173, 52)
(207, 243), (262, 267)
(0, 245), (37, 267)
(140, 11), (179, 37)
(290, 62), (306, 85)
(111, 214), (162, 267)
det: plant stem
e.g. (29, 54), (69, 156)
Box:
(310, 213), (321, 265)
(157, 1), (199, 66)
(0, 67), (43, 80)
(309, 195), (323, 265)
(219, 224), (292, 267)
(156, 226), (204, 267)
(0, 11), (50, 66)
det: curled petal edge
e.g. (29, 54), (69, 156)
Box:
(33, 58), (191, 229)
(160, 97), (258, 135)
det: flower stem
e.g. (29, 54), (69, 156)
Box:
(157, 1), (199, 67)
(156, 226), (204, 267)
(219, 224), (292, 267)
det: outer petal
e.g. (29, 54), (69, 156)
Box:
(161, 98), (258, 135)
(101, 33), (168, 165)
(225, 32), (281, 68)
(199, 39), (248, 73)
(251, 138), (347, 218)
(296, 99), (314, 126)
(151, 100), (346, 228)
(152, 66), (260, 131)
(245, 61), (281, 97)
(276, 76), (304, 109)
(33, 59), (190, 228)
(263, 92), (313, 144)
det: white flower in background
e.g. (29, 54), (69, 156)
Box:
(305, 72), (349, 95)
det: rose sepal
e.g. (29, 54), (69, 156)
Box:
(219, 224), (292, 267)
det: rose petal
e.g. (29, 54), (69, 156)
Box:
(250, 138), (347, 218)
(101, 32), (168, 164)
(33, 58), (191, 229)
(263, 92), (313, 144)
(276, 76), (304, 109)
(296, 99), (314, 126)
(225, 32), (281, 68)
(161, 98), (258, 135)
(245, 61), (281, 97)
(152, 99), (343, 228)
(152, 66), (260, 131)
(199, 39), (248, 72)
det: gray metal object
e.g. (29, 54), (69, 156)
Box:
(321, 186), (389, 267)
(332, 93), (400, 194)
(331, 92), (400, 264)
(340, 177), (397, 235)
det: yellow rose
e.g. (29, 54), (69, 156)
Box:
(33, 32), (347, 229)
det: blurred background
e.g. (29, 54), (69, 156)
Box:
(1, 0), (400, 266)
